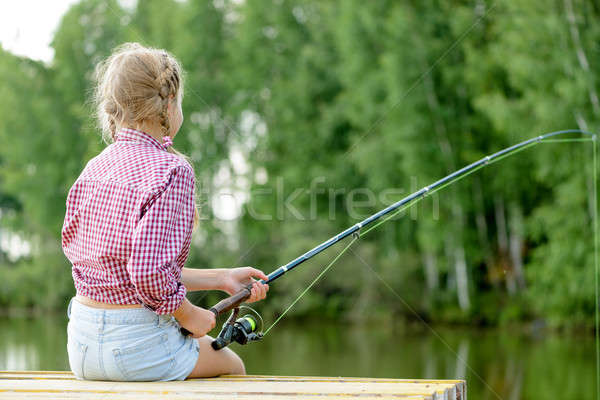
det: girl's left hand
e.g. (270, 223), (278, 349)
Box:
(220, 267), (269, 303)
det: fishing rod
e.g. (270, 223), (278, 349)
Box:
(183, 129), (596, 349)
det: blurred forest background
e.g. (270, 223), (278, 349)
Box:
(0, 0), (598, 331)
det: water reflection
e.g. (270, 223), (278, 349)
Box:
(0, 315), (595, 399)
(0, 314), (69, 371)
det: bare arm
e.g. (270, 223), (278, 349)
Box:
(180, 267), (227, 292)
(181, 266), (269, 303)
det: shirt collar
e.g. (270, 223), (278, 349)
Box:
(116, 128), (166, 151)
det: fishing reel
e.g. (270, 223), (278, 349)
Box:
(211, 306), (264, 350)
(179, 284), (265, 349)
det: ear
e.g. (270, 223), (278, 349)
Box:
(167, 94), (176, 112)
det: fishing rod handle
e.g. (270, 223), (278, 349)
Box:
(179, 286), (252, 336)
(209, 286), (252, 316)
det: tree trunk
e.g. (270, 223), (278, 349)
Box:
(450, 201), (471, 311)
(424, 67), (471, 310)
(495, 196), (516, 295)
(444, 237), (456, 292)
(565, 0), (600, 116)
(423, 251), (439, 291)
(474, 177), (497, 287)
(508, 204), (527, 290)
(454, 244), (471, 311)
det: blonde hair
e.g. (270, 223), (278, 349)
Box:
(93, 42), (199, 230)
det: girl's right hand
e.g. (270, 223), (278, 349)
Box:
(181, 307), (216, 338)
(173, 299), (216, 338)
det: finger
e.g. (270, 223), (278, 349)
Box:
(254, 282), (265, 301)
(248, 284), (258, 303)
(258, 282), (267, 300)
(255, 282), (263, 301)
(250, 268), (269, 282)
(253, 284), (261, 302)
(262, 283), (269, 298)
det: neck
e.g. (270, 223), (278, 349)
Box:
(129, 122), (167, 142)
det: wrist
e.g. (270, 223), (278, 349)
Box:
(215, 269), (229, 292)
(173, 297), (194, 323)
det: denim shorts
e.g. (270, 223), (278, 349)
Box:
(66, 297), (200, 381)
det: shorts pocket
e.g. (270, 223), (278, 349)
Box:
(67, 334), (88, 380)
(112, 332), (174, 381)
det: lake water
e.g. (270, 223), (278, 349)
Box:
(0, 313), (596, 399)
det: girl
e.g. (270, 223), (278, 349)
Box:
(61, 42), (269, 381)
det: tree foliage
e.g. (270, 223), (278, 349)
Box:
(0, 0), (597, 329)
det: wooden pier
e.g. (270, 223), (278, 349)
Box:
(0, 371), (466, 399)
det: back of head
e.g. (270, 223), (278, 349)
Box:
(94, 42), (184, 144)
(94, 42), (199, 229)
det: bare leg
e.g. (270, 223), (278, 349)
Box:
(186, 335), (246, 378)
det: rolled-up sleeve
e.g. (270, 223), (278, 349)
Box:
(127, 165), (195, 315)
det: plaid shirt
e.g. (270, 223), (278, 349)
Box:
(61, 128), (195, 315)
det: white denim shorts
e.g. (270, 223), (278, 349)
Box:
(66, 297), (200, 381)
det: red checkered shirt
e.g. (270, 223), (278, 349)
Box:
(61, 128), (195, 315)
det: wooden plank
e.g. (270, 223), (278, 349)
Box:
(0, 371), (466, 400)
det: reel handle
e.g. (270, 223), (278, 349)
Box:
(179, 285), (252, 337)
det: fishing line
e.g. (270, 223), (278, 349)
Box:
(594, 135), (599, 400)
(363, 136), (595, 236)
(544, 138), (595, 143)
(260, 129), (599, 372)
(246, 131), (594, 297)
(362, 140), (539, 236)
(263, 236), (359, 335)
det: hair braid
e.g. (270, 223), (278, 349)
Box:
(154, 56), (179, 140)
(103, 99), (121, 142)
(108, 118), (117, 141)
